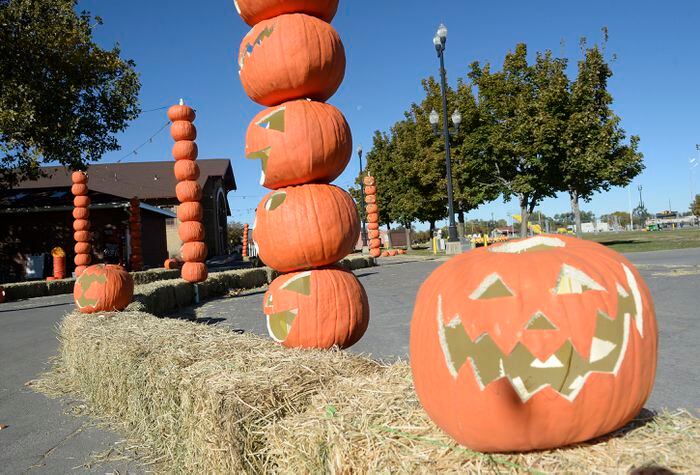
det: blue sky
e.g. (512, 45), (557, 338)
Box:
(81, 0), (700, 228)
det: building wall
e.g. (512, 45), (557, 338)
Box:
(140, 210), (168, 267)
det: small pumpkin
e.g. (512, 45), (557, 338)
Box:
(74, 265), (87, 276)
(72, 208), (89, 220)
(245, 99), (352, 189)
(364, 195), (377, 204)
(74, 242), (91, 254)
(263, 267), (369, 349)
(368, 229), (380, 240)
(365, 203), (378, 214)
(172, 141), (198, 161)
(175, 180), (202, 203)
(71, 171), (88, 184)
(177, 202), (203, 222)
(74, 253), (91, 266)
(171, 121), (197, 141)
(369, 248), (381, 258)
(234, 0), (339, 26)
(388, 250), (398, 256)
(73, 196), (90, 207)
(71, 184), (88, 196)
(380, 251), (389, 257)
(409, 235), (657, 452)
(167, 104), (196, 122)
(181, 241), (208, 262)
(174, 160), (201, 181)
(73, 219), (90, 232)
(164, 258), (182, 270)
(178, 221), (205, 243)
(367, 222), (379, 231)
(74, 264), (134, 314)
(238, 14), (346, 106)
(363, 176), (376, 186)
(254, 184), (359, 272)
(182, 262), (208, 283)
(367, 212), (379, 223)
(74, 231), (90, 242)
(369, 240), (381, 249)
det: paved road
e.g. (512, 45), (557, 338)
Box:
(0, 247), (697, 473)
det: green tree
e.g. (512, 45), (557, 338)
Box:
(691, 194), (700, 217)
(0, 0), (140, 188)
(226, 221), (245, 248)
(561, 33), (643, 235)
(600, 211), (631, 229)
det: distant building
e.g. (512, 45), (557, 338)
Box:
(0, 160), (235, 282)
(578, 222), (609, 233)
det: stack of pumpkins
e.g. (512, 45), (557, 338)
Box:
(169, 101), (208, 283)
(242, 223), (249, 258)
(363, 175), (381, 258)
(236, 0), (369, 349)
(50, 247), (66, 280)
(129, 197), (143, 271)
(71, 171), (91, 277)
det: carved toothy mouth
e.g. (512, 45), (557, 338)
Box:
(238, 25), (275, 71)
(437, 263), (644, 402)
(264, 272), (311, 342)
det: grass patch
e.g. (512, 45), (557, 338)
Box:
(32, 311), (699, 474)
(584, 228), (700, 253)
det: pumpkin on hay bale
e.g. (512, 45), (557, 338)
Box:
(73, 264), (134, 314)
(410, 234), (658, 452)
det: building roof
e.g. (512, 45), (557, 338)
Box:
(14, 159), (236, 200)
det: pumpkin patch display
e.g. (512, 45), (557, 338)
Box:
(363, 175), (382, 256)
(234, 0), (339, 26)
(236, 1), (368, 350)
(254, 185), (359, 272)
(245, 100), (352, 188)
(71, 171), (91, 276)
(169, 100), (208, 283)
(263, 267), (368, 348)
(242, 223), (249, 258)
(238, 13), (346, 106)
(74, 264), (134, 314)
(128, 197), (143, 271)
(409, 235), (657, 452)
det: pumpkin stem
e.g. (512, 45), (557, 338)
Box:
(179, 98), (184, 105)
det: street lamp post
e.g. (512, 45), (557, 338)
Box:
(357, 145), (368, 249)
(431, 23), (460, 246)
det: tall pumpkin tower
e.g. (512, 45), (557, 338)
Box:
(235, 0), (369, 349)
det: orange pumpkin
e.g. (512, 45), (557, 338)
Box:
(182, 262), (208, 283)
(177, 202), (203, 222)
(167, 104), (196, 122)
(367, 222), (379, 231)
(181, 242), (208, 262)
(74, 231), (90, 242)
(380, 251), (389, 257)
(74, 242), (91, 254)
(164, 258), (182, 270)
(171, 121), (197, 141)
(254, 184), (359, 272)
(178, 221), (205, 243)
(172, 140), (198, 161)
(238, 14), (346, 106)
(369, 248), (381, 258)
(388, 250), (398, 256)
(71, 171), (88, 184)
(365, 195), (377, 204)
(410, 235), (657, 452)
(74, 264), (133, 314)
(74, 253), (91, 266)
(234, 0), (338, 26)
(175, 180), (202, 203)
(263, 267), (369, 349)
(73, 219), (90, 231)
(363, 176), (376, 186)
(174, 160), (201, 181)
(73, 196), (90, 207)
(71, 184), (88, 196)
(246, 100), (352, 189)
(364, 185), (376, 195)
(369, 240), (381, 250)
(74, 265), (87, 276)
(367, 212), (378, 223)
(368, 229), (380, 240)
(72, 208), (89, 220)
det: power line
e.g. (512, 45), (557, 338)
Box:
(141, 105), (170, 113)
(116, 120), (171, 163)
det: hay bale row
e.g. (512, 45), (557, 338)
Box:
(35, 311), (700, 474)
(3, 277), (76, 301)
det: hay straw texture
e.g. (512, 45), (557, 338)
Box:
(35, 311), (699, 474)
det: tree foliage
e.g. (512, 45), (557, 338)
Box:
(0, 0), (141, 188)
(691, 195), (700, 217)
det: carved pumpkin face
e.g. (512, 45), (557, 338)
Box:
(254, 184), (359, 272)
(73, 264), (134, 314)
(263, 267), (369, 349)
(238, 13), (345, 106)
(246, 100), (352, 189)
(410, 235), (657, 452)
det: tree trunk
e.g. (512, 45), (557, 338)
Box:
(570, 188), (582, 236)
(429, 220), (436, 234)
(457, 209), (465, 238)
(404, 224), (412, 250)
(519, 195), (529, 237)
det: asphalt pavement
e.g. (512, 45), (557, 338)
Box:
(0, 247), (698, 473)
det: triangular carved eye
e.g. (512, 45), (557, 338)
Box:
(255, 107), (285, 132)
(555, 264), (605, 295)
(469, 273), (515, 300)
(281, 272), (311, 296)
(264, 191), (286, 211)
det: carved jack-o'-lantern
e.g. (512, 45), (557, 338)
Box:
(73, 264), (134, 314)
(263, 267), (369, 349)
(246, 100), (352, 189)
(238, 13), (346, 106)
(410, 235), (657, 452)
(254, 184), (360, 272)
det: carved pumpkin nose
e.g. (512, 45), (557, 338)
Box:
(524, 311), (558, 331)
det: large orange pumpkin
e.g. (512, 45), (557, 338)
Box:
(182, 262), (208, 283)
(174, 160), (200, 181)
(177, 202), (203, 222)
(238, 14), (346, 106)
(74, 264), (134, 314)
(263, 267), (369, 349)
(171, 121), (197, 141)
(234, 0), (339, 26)
(172, 141), (198, 161)
(178, 222), (205, 243)
(245, 100), (352, 189)
(167, 103), (196, 122)
(181, 242), (208, 262)
(176, 180), (202, 203)
(410, 235), (657, 452)
(254, 184), (359, 272)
